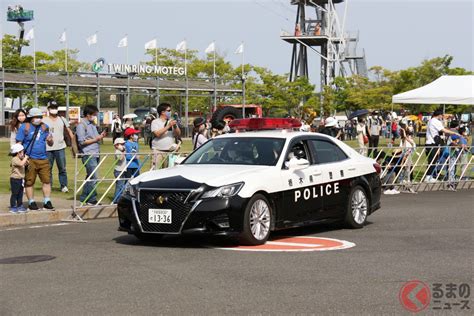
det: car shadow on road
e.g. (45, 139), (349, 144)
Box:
(112, 221), (370, 249)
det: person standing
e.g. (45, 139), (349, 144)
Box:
(368, 112), (382, 157)
(124, 128), (141, 178)
(320, 117), (341, 139)
(9, 109), (27, 146)
(356, 117), (368, 156)
(192, 117), (209, 150)
(151, 103), (181, 169)
(111, 114), (123, 142)
(16, 108), (55, 211)
(42, 102), (74, 193)
(425, 109), (459, 182)
(112, 138), (126, 203)
(9, 144), (29, 213)
(76, 105), (107, 205)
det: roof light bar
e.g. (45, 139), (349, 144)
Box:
(229, 118), (302, 131)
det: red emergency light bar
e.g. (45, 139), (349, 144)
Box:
(229, 118), (302, 131)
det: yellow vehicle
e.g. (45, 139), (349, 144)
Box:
(404, 115), (427, 133)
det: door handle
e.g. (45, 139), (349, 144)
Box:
(313, 171), (322, 176)
(348, 168), (356, 171)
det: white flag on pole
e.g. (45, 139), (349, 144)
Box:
(144, 39), (157, 50)
(117, 35), (128, 48)
(204, 42), (215, 54)
(86, 33), (97, 46)
(24, 28), (34, 41)
(176, 40), (186, 52)
(235, 43), (244, 54)
(59, 31), (66, 43)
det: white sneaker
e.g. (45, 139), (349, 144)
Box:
(391, 189), (400, 194)
(384, 189), (395, 195)
(61, 187), (69, 193)
(425, 176), (437, 183)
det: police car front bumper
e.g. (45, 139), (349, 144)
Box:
(117, 192), (248, 237)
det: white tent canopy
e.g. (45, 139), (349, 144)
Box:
(392, 75), (474, 105)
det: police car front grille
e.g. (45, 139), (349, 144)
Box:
(138, 190), (192, 233)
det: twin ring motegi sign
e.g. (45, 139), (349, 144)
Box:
(92, 58), (186, 76)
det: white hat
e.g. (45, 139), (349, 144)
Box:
(11, 143), (24, 154)
(325, 117), (337, 127)
(114, 137), (125, 145)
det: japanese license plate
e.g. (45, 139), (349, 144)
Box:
(148, 209), (172, 224)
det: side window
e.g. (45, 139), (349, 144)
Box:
(283, 140), (311, 168)
(309, 139), (348, 164)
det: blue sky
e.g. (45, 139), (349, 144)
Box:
(2, 0), (473, 80)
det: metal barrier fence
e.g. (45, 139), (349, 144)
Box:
(70, 150), (192, 221)
(364, 145), (473, 193)
(69, 145), (473, 221)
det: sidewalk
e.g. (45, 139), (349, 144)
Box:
(0, 194), (117, 228)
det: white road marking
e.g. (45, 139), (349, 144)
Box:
(0, 223), (71, 232)
(265, 241), (323, 248)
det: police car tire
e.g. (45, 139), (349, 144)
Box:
(133, 232), (164, 243)
(239, 194), (272, 246)
(344, 185), (368, 229)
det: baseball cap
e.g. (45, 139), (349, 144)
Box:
(325, 117), (337, 127)
(28, 107), (44, 118)
(47, 101), (58, 109)
(114, 137), (125, 145)
(11, 143), (24, 154)
(450, 134), (461, 141)
(124, 128), (140, 138)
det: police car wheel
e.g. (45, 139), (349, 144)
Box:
(239, 194), (272, 246)
(133, 232), (164, 243)
(345, 186), (368, 228)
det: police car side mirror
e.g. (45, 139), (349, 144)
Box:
(287, 157), (309, 171)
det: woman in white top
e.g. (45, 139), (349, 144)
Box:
(356, 117), (368, 156)
(9, 109), (27, 146)
(192, 117), (208, 150)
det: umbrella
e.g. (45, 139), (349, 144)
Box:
(348, 109), (369, 120)
(123, 113), (137, 119)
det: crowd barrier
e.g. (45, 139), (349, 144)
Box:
(69, 150), (191, 222)
(68, 145), (473, 221)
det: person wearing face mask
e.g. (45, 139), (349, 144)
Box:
(151, 103), (181, 169)
(76, 105), (107, 205)
(192, 117), (208, 150)
(112, 138), (127, 203)
(9, 109), (27, 146)
(42, 101), (74, 193)
(124, 128), (141, 178)
(16, 108), (55, 211)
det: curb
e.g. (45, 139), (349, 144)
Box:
(0, 205), (117, 228)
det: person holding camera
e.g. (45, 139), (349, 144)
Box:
(76, 105), (107, 205)
(192, 117), (209, 150)
(151, 103), (181, 169)
(43, 101), (74, 193)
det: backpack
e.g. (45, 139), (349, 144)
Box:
(72, 120), (88, 156)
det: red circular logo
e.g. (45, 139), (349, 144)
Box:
(399, 280), (431, 312)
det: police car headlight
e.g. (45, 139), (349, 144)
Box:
(124, 183), (138, 198)
(201, 182), (244, 199)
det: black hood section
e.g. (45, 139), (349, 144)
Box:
(138, 175), (202, 190)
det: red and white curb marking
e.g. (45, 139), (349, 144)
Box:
(215, 236), (356, 252)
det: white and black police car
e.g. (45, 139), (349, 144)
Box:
(117, 118), (382, 245)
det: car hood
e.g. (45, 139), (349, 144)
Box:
(130, 164), (271, 189)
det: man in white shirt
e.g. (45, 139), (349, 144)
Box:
(42, 102), (74, 192)
(425, 109), (459, 182)
(151, 103), (181, 169)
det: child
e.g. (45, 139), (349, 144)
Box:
(446, 135), (461, 191)
(124, 128), (141, 179)
(113, 138), (127, 203)
(9, 144), (29, 213)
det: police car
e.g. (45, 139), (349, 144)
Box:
(117, 118), (382, 245)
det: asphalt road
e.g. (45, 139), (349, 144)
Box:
(0, 190), (473, 315)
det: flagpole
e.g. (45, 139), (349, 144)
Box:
(213, 44), (216, 112)
(126, 35), (129, 65)
(184, 40), (189, 137)
(33, 33), (38, 106)
(65, 32), (70, 118)
(241, 42), (246, 118)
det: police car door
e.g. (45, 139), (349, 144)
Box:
(280, 139), (324, 224)
(307, 138), (349, 219)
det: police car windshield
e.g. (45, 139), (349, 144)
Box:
(183, 137), (285, 166)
